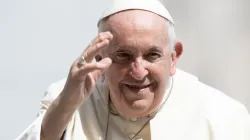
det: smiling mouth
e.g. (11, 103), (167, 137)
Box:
(125, 83), (153, 91)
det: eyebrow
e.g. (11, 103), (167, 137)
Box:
(147, 46), (164, 52)
(111, 44), (164, 53)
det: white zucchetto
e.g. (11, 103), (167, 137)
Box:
(97, 0), (174, 26)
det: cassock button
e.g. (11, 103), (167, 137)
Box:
(131, 117), (137, 121)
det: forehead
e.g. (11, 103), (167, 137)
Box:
(101, 10), (169, 52)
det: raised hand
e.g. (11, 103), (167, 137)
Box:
(62, 31), (113, 104)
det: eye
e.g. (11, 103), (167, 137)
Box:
(113, 51), (133, 63)
(145, 52), (162, 62)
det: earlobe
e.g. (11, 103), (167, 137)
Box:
(170, 52), (177, 76)
(170, 66), (176, 76)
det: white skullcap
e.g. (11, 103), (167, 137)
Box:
(97, 0), (174, 27)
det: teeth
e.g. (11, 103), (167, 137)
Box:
(127, 84), (150, 88)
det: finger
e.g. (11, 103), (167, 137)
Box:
(92, 31), (113, 45)
(83, 38), (110, 63)
(84, 58), (111, 94)
(82, 31), (113, 56)
(73, 32), (113, 68)
(90, 57), (112, 82)
(77, 61), (109, 77)
(81, 31), (113, 56)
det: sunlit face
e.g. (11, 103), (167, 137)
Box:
(100, 10), (178, 118)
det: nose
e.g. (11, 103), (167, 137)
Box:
(130, 59), (149, 80)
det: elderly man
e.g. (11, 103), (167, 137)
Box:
(16, 0), (250, 140)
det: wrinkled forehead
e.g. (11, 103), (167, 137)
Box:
(99, 10), (167, 33)
(99, 10), (169, 53)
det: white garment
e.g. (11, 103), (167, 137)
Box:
(97, 0), (174, 26)
(15, 69), (250, 140)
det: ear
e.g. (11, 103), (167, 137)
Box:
(170, 41), (183, 76)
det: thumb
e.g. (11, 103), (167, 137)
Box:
(91, 57), (112, 82)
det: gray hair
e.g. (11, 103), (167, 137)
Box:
(166, 20), (176, 51)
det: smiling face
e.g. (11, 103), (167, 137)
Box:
(98, 10), (179, 118)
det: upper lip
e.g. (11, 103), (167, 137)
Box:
(124, 83), (153, 88)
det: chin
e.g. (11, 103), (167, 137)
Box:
(131, 99), (150, 110)
(124, 98), (153, 117)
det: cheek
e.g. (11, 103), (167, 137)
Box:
(150, 60), (171, 78)
(105, 64), (129, 84)
(148, 61), (171, 92)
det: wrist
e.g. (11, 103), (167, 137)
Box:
(58, 91), (84, 111)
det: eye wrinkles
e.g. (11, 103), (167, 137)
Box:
(108, 45), (167, 64)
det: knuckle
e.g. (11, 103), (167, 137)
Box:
(84, 51), (88, 58)
(96, 43), (101, 48)
(104, 39), (109, 44)
(107, 32), (113, 38)
(98, 33), (104, 41)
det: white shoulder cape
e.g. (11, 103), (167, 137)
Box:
(15, 69), (250, 140)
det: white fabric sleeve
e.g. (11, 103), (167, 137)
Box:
(14, 109), (46, 140)
(15, 79), (66, 140)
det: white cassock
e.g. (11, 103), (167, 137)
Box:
(15, 0), (250, 139)
(15, 69), (250, 140)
